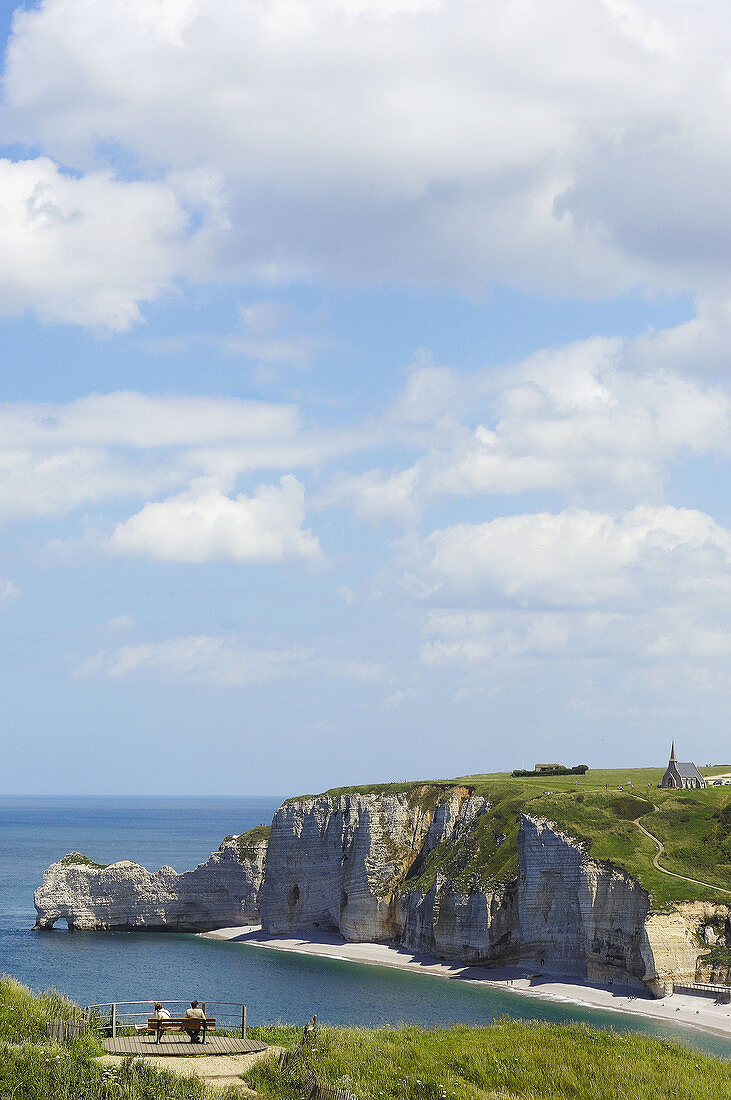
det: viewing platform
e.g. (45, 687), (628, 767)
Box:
(101, 1033), (267, 1056)
(84, 999), (268, 1057)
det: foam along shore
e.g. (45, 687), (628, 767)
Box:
(199, 925), (731, 1043)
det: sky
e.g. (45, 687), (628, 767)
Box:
(0, 0), (729, 796)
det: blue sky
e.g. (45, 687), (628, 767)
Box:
(0, 0), (729, 795)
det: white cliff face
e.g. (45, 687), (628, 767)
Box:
(510, 815), (652, 988)
(400, 875), (515, 963)
(33, 836), (267, 932)
(401, 815), (731, 996)
(259, 787), (479, 940)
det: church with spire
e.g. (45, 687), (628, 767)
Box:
(659, 742), (707, 789)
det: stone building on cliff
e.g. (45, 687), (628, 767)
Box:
(659, 742), (707, 790)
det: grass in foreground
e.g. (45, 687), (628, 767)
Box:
(245, 1022), (731, 1100)
(0, 977), (240, 1099)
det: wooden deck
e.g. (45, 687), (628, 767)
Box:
(102, 1034), (267, 1056)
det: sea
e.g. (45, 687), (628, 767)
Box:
(1, 795), (729, 1059)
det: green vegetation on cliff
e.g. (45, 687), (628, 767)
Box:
(299, 768), (731, 907)
(223, 824), (271, 861)
(287, 779), (456, 804)
(58, 852), (108, 868)
(245, 1021), (730, 1099)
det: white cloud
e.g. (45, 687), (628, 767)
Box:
(427, 341), (728, 502)
(420, 605), (731, 671)
(217, 300), (325, 369)
(418, 505), (731, 611)
(0, 392), (362, 523)
(319, 467), (419, 523)
(79, 633), (388, 687)
(107, 474), (321, 563)
(104, 614), (136, 632)
(0, 577), (20, 605)
(0, 436), (183, 525)
(326, 336), (730, 519)
(0, 392), (297, 449)
(5, 0), (731, 298)
(0, 158), (194, 330)
(80, 637), (310, 686)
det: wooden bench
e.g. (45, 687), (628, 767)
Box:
(147, 1017), (215, 1044)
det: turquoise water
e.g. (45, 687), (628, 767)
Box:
(2, 796), (730, 1060)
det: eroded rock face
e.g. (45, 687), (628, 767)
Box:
(400, 875), (515, 963)
(400, 815), (651, 986)
(259, 788), (482, 940)
(400, 816), (731, 996)
(645, 902), (731, 992)
(511, 815), (651, 988)
(33, 835), (267, 932)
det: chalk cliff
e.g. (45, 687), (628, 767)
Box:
(33, 787), (730, 997)
(258, 786), (484, 940)
(399, 815), (721, 995)
(34, 832), (267, 932)
(258, 797), (729, 997)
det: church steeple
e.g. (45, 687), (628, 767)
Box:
(670, 741), (677, 762)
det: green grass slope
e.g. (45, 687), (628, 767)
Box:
(0, 976), (240, 1099)
(246, 1022), (730, 1099)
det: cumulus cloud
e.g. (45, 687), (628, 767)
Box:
(0, 158), (194, 329)
(79, 633), (388, 687)
(326, 335), (731, 519)
(418, 505), (731, 611)
(5, 0), (731, 298)
(0, 391), (361, 522)
(408, 502), (731, 687)
(107, 475), (321, 563)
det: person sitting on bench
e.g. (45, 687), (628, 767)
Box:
(153, 1003), (171, 1020)
(184, 1000), (206, 1042)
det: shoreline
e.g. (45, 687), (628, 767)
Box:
(200, 925), (731, 1044)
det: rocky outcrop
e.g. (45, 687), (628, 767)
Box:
(400, 876), (515, 964)
(399, 815), (653, 987)
(259, 787), (482, 940)
(34, 833), (267, 932)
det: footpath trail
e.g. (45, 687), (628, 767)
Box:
(97, 1047), (283, 1095)
(634, 807), (731, 896)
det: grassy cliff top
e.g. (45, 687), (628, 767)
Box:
(458, 768), (731, 906)
(223, 824), (271, 846)
(290, 769), (731, 907)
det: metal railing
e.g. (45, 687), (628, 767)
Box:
(84, 999), (248, 1038)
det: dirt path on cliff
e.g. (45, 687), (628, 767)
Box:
(634, 808), (731, 896)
